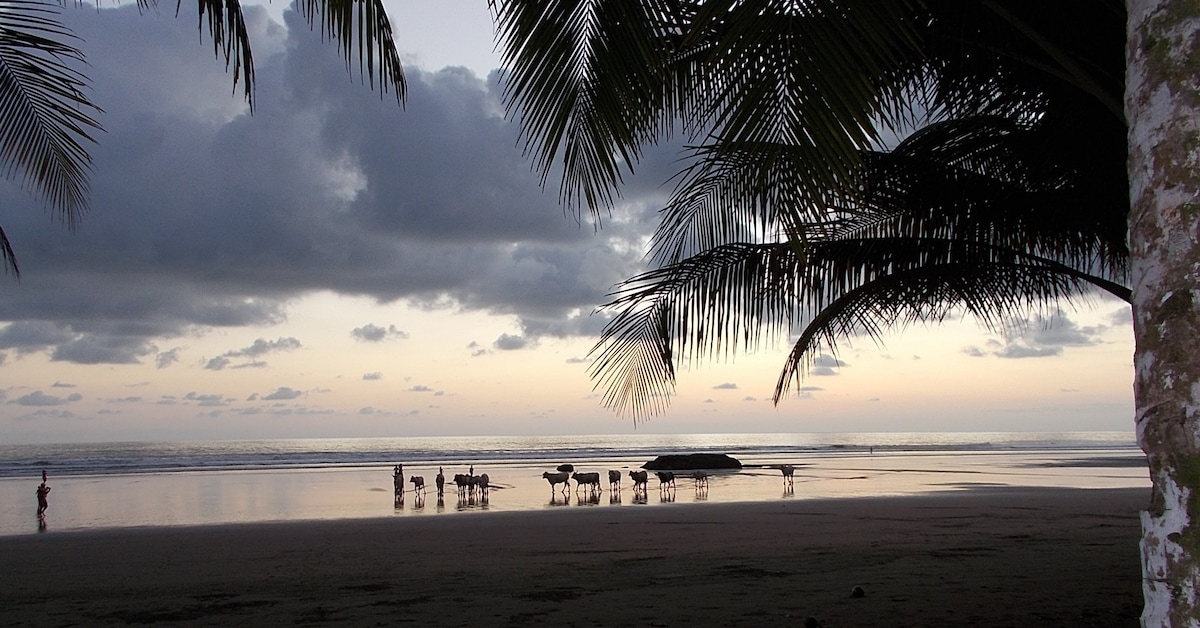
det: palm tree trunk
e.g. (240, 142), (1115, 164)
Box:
(1126, 0), (1200, 624)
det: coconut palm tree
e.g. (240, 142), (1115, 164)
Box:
(496, 0), (1200, 621)
(0, 0), (405, 277)
(1125, 2), (1200, 623)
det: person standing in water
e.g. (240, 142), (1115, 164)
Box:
(36, 471), (51, 518)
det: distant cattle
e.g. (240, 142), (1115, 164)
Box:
(628, 470), (649, 491)
(572, 471), (601, 493)
(542, 471), (570, 493)
(473, 473), (490, 497)
(607, 469), (622, 490)
(453, 473), (471, 497)
(655, 471), (676, 490)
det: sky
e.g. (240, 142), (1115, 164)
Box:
(0, 2), (1136, 443)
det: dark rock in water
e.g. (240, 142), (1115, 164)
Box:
(850, 586), (865, 598)
(556, 463), (574, 473)
(804, 618), (823, 628)
(642, 453), (742, 471)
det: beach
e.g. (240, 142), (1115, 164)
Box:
(1, 486), (1146, 627)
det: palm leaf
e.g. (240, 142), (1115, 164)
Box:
(491, 0), (680, 219)
(0, 0), (101, 276)
(182, 0), (256, 108)
(0, 223), (19, 276)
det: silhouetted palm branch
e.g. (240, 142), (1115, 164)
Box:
(0, 0), (100, 276)
(593, 93), (1127, 419)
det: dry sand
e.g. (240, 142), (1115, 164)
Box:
(1, 487), (1146, 627)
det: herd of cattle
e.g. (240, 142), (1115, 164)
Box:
(392, 462), (799, 502)
(540, 462), (795, 495)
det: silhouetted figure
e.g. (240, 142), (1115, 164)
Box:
(436, 466), (445, 498)
(36, 482), (50, 517)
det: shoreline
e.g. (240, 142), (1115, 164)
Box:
(1, 447), (1149, 536)
(3, 487), (1148, 626)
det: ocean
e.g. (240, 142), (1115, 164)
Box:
(0, 431), (1148, 536)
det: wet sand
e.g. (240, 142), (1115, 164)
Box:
(1, 487), (1146, 627)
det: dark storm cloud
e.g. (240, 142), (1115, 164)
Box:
(0, 5), (671, 364)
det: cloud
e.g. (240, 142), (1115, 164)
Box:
(205, 337), (301, 370)
(409, 385), (433, 392)
(713, 382), (738, 390)
(811, 354), (847, 376)
(968, 312), (1108, 359)
(14, 409), (77, 421)
(994, 343), (1063, 359)
(13, 391), (83, 406)
(351, 323), (408, 343)
(262, 386), (303, 401)
(962, 345), (987, 358)
(363, 371), (383, 381)
(156, 347), (182, 369)
(0, 5), (676, 368)
(494, 334), (529, 351)
(183, 392), (228, 407)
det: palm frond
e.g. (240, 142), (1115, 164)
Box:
(184, 0), (255, 108)
(0, 223), (19, 277)
(594, 227), (1128, 420)
(491, 0), (681, 220)
(589, 298), (676, 419)
(294, 0), (405, 105)
(770, 257), (1109, 401)
(590, 242), (802, 420)
(682, 0), (921, 204)
(0, 0), (101, 276)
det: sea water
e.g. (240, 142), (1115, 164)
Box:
(0, 432), (1148, 536)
